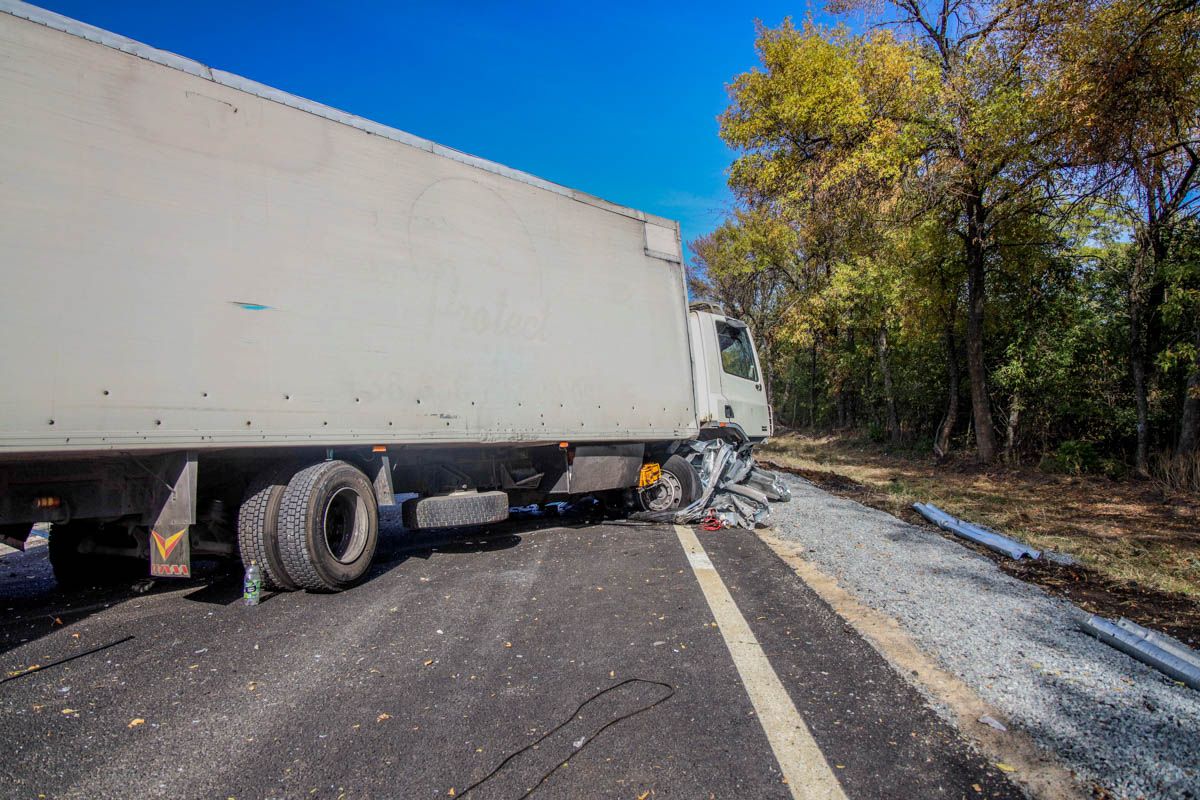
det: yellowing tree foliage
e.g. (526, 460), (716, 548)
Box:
(693, 0), (1200, 472)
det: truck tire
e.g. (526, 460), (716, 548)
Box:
(48, 521), (146, 588)
(402, 491), (509, 530)
(275, 460), (379, 592)
(237, 466), (299, 591)
(637, 454), (700, 513)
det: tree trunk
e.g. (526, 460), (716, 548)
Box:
(964, 198), (997, 462)
(789, 382), (801, 428)
(1130, 288), (1151, 475)
(1176, 323), (1200, 456)
(1131, 356), (1151, 472)
(1129, 225), (1166, 476)
(1004, 392), (1021, 464)
(809, 339), (818, 428)
(934, 318), (960, 459)
(876, 325), (901, 446)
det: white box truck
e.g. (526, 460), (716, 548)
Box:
(0, 1), (772, 591)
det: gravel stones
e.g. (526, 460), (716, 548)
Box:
(770, 476), (1200, 799)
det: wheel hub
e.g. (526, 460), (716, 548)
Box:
(640, 470), (684, 512)
(322, 487), (370, 564)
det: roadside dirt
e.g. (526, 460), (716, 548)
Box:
(761, 459), (1200, 646)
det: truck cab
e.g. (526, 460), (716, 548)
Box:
(688, 303), (772, 442)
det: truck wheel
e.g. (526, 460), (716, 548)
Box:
(637, 455), (700, 513)
(48, 521), (145, 588)
(401, 491), (509, 530)
(237, 467), (299, 591)
(276, 461), (378, 592)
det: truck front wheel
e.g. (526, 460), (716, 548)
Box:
(276, 460), (379, 592)
(637, 454), (700, 513)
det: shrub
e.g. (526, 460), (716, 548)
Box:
(1040, 440), (1101, 475)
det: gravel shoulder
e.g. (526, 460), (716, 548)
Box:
(769, 475), (1200, 800)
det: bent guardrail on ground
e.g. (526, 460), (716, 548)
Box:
(912, 503), (1041, 560)
(1079, 614), (1200, 691)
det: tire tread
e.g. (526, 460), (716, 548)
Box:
(236, 465), (298, 590)
(276, 461), (343, 591)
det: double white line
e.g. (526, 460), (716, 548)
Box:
(675, 525), (848, 800)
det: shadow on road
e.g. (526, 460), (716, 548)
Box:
(0, 505), (633, 660)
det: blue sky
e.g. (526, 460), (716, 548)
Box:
(31, 0), (836, 259)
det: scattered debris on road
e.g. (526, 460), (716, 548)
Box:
(635, 440), (791, 529)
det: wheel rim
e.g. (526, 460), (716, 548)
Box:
(322, 487), (370, 564)
(641, 470), (684, 512)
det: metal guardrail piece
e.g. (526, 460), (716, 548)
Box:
(912, 502), (1199, 691)
(1079, 614), (1200, 691)
(912, 503), (1041, 560)
(1113, 617), (1200, 671)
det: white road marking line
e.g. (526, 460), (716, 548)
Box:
(675, 525), (849, 800)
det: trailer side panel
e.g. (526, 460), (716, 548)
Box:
(0, 9), (697, 455)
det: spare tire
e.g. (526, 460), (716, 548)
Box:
(402, 491), (509, 530)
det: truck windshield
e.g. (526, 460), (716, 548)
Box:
(716, 320), (758, 382)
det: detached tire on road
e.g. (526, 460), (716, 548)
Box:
(237, 466), (299, 591)
(402, 491), (509, 530)
(637, 454), (700, 513)
(276, 460), (379, 592)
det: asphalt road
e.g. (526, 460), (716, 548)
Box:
(0, 509), (1022, 799)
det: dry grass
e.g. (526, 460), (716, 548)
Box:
(760, 432), (1200, 600)
(1151, 451), (1200, 495)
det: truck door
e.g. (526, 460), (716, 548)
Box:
(714, 318), (771, 439)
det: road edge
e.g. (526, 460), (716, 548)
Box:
(675, 525), (849, 800)
(757, 529), (1084, 800)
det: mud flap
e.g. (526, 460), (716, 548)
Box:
(150, 527), (191, 577)
(144, 452), (197, 578)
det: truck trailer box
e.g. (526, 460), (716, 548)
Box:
(0, 2), (697, 456)
(0, 2), (770, 593)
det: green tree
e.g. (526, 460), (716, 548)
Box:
(720, 6), (1070, 461)
(1050, 0), (1200, 469)
(688, 209), (801, 399)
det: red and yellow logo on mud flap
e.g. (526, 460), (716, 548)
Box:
(150, 526), (190, 577)
(151, 528), (186, 561)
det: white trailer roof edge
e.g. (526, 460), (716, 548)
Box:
(0, 0), (682, 244)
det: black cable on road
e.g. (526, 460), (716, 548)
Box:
(456, 677), (676, 799)
(1, 634), (134, 685)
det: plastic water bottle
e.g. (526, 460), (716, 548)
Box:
(243, 561), (262, 606)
